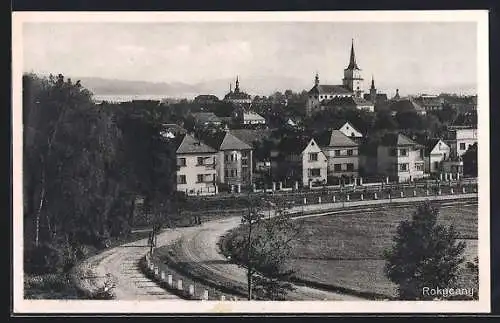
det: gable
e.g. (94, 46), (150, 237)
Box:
(430, 140), (450, 154)
(339, 122), (363, 137)
(302, 139), (324, 155)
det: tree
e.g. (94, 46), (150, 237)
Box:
(229, 194), (298, 300)
(383, 201), (467, 300)
(462, 143), (478, 177)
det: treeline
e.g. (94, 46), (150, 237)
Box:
(23, 73), (177, 274)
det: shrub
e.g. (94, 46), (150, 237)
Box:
(24, 243), (65, 274)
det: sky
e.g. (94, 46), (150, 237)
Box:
(22, 21), (478, 97)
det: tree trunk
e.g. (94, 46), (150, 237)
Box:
(34, 174), (46, 248)
(247, 271), (253, 300)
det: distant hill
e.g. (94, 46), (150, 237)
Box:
(73, 76), (476, 99)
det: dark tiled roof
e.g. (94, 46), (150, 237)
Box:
(224, 91), (252, 100)
(202, 131), (253, 151)
(231, 129), (274, 146)
(316, 130), (358, 148)
(174, 134), (217, 154)
(321, 96), (356, 107)
(380, 133), (421, 147)
(389, 99), (425, 113)
(192, 112), (222, 124)
(421, 138), (447, 154)
(309, 84), (353, 95)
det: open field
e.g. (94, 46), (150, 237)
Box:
(287, 201), (478, 297)
(222, 200), (478, 299)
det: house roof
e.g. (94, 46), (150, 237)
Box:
(316, 130), (359, 148)
(174, 134), (217, 154)
(278, 135), (314, 155)
(422, 138), (447, 154)
(353, 96), (374, 106)
(202, 130), (253, 151)
(389, 98), (425, 113)
(231, 129), (274, 147)
(380, 133), (422, 147)
(309, 84), (353, 95)
(192, 112), (222, 124)
(242, 111), (266, 122)
(224, 91), (252, 100)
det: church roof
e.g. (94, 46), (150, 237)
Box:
(224, 91), (252, 100)
(309, 84), (353, 95)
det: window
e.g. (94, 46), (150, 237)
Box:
(334, 150), (341, 157)
(309, 153), (318, 161)
(351, 132), (355, 137)
(347, 149), (353, 156)
(346, 163), (354, 171)
(434, 161), (440, 170)
(225, 154), (229, 162)
(389, 148), (397, 157)
(197, 174), (204, 183)
(177, 175), (186, 184)
(309, 168), (321, 177)
(415, 163), (424, 171)
(460, 143), (466, 150)
(242, 159), (248, 166)
(334, 164), (342, 172)
(400, 149), (408, 156)
(177, 158), (186, 167)
(197, 157), (204, 166)
(399, 163), (409, 172)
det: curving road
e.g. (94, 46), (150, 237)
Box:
(85, 193), (476, 300)
(177, 216), (364, 300)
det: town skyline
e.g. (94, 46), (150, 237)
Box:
(23, 21), (477, 98)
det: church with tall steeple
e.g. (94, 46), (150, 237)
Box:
(306, 39), (388, 116)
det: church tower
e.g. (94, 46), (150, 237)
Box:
(342, 39), (364, 98)
(369, 75), (377, 103)
(234, 76), (240, 93)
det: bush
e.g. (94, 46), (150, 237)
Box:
(24, 243), (65, 274)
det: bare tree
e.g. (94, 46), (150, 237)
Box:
(231, 193), (299, 300)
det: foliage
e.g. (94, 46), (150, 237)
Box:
(228, 195), (299, 300)
(383, 201), (466, 300)
(23, 73), (177, 274)
(462, 143), (478, 177)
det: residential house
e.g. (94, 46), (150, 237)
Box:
(414, 95), (445, 112)
(272, 136), (328, 187)
(316, 130), (360, 184)
(194, 94), (220, 105)
(388, 98), (427, 116)
(191, 112), (223, 128)
(444, 125), (478, 157)
(232, 108), (266, 127)
(160, 123), (187, 139)
(377, 133), (426, 182)
(424, 139), (451, 174)
(173, 134), (218, 196)
(202, 130), (254, 188)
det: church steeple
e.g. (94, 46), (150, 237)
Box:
(343, 39), (363, 96)
(347, 39), (359, 70)
(314, 72), (319, 86)
(235, 76), (240, 93)
(369, 74), (377, 103)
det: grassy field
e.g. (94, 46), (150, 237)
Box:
(287, 201), (478, 298)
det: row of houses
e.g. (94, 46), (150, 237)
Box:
(163, 121), (477, 196)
